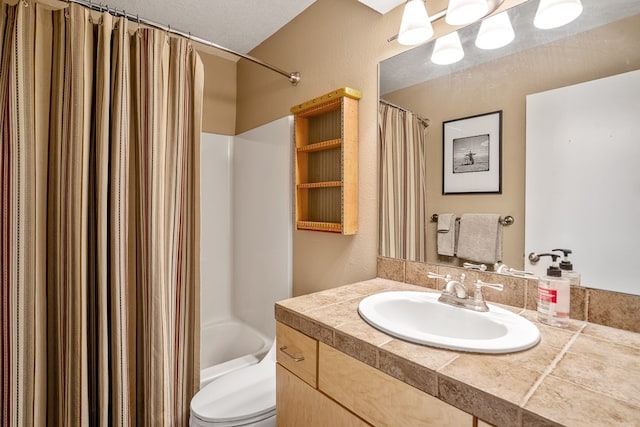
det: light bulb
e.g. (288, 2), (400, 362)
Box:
(475, 11), (515, 50)
(534, 0), (583, 29)
(398, 0), (434, 46)
(446, 0), (489, 26)
(431, 31), (465, 65)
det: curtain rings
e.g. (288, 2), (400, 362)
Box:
(21, 0), (28, 8)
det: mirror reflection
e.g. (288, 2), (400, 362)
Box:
(378, 0), (640, 294)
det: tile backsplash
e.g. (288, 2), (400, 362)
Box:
(377, 256), (640, 334)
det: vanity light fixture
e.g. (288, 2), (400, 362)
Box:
(475, 10), (514, 49)
(445, 0), (490, 26)
(431, 31), (465, 64)
(533, 0), (583, 29)
(394, 0), (583, 65)
(397, 0), (434, 46)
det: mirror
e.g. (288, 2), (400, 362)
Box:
(524, 69), (640, 294)
(378, 0), (640, 294)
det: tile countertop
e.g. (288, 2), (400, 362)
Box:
(274, 278), (640, 427)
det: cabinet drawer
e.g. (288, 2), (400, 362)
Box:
(276, 322), (318, 387)
(318, 343), (473, 427)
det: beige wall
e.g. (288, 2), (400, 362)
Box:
(382, 15), (640, 269)
(199, 51), (237, 135)
(234, 0), (414, 296)
(229, 0), (523, 296)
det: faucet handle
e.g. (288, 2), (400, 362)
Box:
(475, 280), (504, 292)
(493, 262), (535, 277)
(427, 272), (451, 282)
(474, 280), (504, 304)
(463, 262), (487, 271)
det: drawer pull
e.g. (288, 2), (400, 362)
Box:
(279, 346), (305, 362)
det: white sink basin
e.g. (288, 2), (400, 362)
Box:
(358, 291), (540, 353)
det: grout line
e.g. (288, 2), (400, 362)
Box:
(520, 322), (587, 407)
(436, 353), (461, 372)
(584, 288), (590, 322)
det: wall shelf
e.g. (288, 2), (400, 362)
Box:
(296, 139), (342, 153)
(291, 88), (361, 234)
(297, 181), (342, 189)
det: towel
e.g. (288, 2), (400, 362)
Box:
(436, 213), (457, 257)
(456, 213), (503, 264)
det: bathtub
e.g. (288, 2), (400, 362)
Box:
(199, 319), (272, 389)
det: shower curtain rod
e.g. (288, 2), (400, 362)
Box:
(66, 0), (301, 85)
(380, 98), (430, 127)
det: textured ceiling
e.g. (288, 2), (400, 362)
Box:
(95, 0), (407, 55)
(97, 0), (317, 54)
(358, 0), (404, 14)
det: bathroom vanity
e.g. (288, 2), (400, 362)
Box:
(276, 322), (471, 426)
(275, 278), (640, 426)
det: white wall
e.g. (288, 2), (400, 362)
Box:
(200, 116), (293, 338)
(200, 133), (234, 326)
(233, 116), (293, 339)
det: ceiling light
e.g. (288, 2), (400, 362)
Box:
(533, 0), (583, 29)
(475, 11), (515, 50)
(431, 31), (465, 65)
(397, 0), (434, 46)
(445, 0), (489, 26)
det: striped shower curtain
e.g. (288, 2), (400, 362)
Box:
(378, 101), (429, 261)
(1, 1), (202, 426)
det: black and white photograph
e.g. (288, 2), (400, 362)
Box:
(452, 134), (490, 174)
(443, 111), (502, 194)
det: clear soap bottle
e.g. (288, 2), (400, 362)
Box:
(553, 248), (581, 287)
(536, 253), (570, 328)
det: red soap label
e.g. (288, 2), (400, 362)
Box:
(538, 286), (557, 303)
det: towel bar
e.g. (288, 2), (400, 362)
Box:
(430, 214), (514, 226)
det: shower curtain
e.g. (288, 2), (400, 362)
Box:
(1, 1), (202, 426)
(378, 101), (429, 262)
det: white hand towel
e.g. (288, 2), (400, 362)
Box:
(437, 213), (457, 257)
(456, 214), (502, 264)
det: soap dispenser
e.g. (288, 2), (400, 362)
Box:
(536, 253), (570, 328)
(553, 248), (581, 287)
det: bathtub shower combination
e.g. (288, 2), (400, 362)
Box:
(199, 320), (272, 389)
(191, 119), (292, 426)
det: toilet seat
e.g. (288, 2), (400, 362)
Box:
(190, 356), (275, 426)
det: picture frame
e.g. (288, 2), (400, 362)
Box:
(442, 110), (502, 194)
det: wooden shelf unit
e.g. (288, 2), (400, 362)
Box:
(292, 88), (360, 234)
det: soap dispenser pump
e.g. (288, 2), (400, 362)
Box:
(536, 253), (570, 328)
(553, 248), (581, 287)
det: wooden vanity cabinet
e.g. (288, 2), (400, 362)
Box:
(276, 322), (367, 426)
(276, 365), (369, 427)
(318, 343), (472, 427)
(275, 322), (475, 427)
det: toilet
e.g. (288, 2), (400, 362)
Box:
(190, 341), (277, 427)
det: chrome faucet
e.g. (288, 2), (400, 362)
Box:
(429, 271), (504, 312)
(428, 272), (465, 297)
(444, 277), (468, 299)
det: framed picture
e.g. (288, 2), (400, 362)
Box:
(442, 110), (502, 194)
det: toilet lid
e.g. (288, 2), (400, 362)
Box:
(191, 360), (276, 423)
